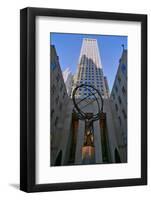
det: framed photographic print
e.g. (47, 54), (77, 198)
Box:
(20, 7), (147, 192)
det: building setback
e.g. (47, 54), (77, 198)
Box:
(63, 67), (73, 96)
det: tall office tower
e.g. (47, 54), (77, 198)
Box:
(63, 67), (73, 96)
(72, 38), (108, 99)
(104, 76), (110, 98)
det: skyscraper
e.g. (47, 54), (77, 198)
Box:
(63, 67), (73, 96)
(72, 38), (108, 99)
(104, 76), (110, 98)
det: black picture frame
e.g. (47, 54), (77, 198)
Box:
(20, 7), (147, 192)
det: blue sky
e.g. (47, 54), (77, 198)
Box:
(50, 33), (127, 91)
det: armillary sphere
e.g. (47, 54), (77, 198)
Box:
(72, 84), (103, 122)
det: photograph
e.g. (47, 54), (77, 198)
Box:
(20, 7), (147, 192)
(50, 33), (127, 166)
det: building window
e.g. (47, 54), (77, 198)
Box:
(118, 116), (121, 126)
(122, 86), (126, 95)
(51, 61), (57, 70)
(118, 75), (121, 84)
(63, 92), (66, 99)
(115, 85), (118, 93)
(60, 84), (63, 91)
(123, 134), (127, 145)
(56, 73), (60, 82)
(51, 84), (55, 95)
(56, 96), (59, 104)
(55, 116), (59, 127)
(122, 109), (127, 119)
(115, 103), (118, 111)
(118, 96), (122, 104)
(121, 64), (126, 74)
(59, 103), (62, 111)
(51, 109), (54, 118)
(112, 93), (115, 100)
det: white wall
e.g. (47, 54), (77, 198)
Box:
(0, 0), (150, 199)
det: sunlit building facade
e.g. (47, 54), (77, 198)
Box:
(72, 38), (109, 99)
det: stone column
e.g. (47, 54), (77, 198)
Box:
(93, 120), (103, 163)
(61, 101), (73, 165)
(75, 120), (85, 165)
(105, 102), (117, 163)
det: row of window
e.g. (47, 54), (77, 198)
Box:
(112, 84), (126, 117)
(78, 78), (103, 83)
(77, 81), (103, 86)
(56, 73), (60, 82)
(51, 102), (63, 127)
(122, 133), (127, 145)
(79, 74), (103, 79)
(80, 57), (99, 67)
(115, 96), (127, 117)
(78, 77), (103, 82)
(112, 84), (126, 100)
(115, 103), (127, 119)
(121, 64), (127, 76)
(78, 85), (103, 91)
(54, 116), (58, 127)
(79, 69), (102, 73)
(80, 58), (94, 66)
(77, 84), (104, 91)
(79, 67), (103, 73)
(51, 84), (66, 101)
(80, 70), (103, 75)
(113, 78), (127, 127)
(118, 120), (127, 145)
(51, 61), (57, 71)
(77, 89), (104, 96)
(77, 78), (103, 84)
